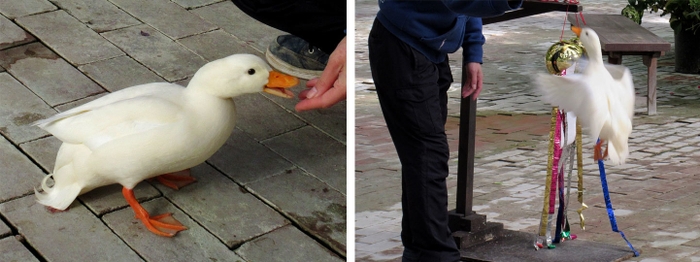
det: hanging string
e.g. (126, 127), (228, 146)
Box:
(559, 4), (571, 41)
(575, 122), (587, 230)
(573, 8), (587, 27)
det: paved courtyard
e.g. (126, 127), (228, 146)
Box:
(0, 0), (346, 261)
(355, 0), (700, 261)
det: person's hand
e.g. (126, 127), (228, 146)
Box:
(461, 62), (483, 100)
(295, 37), (347, 111)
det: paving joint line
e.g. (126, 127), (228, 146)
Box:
(240, 182), (347, 259)
(205, 162), (345, 258)
(85, 197), (149, 262)
(0, 204), (48, 262)
(0, 132), (50, 175)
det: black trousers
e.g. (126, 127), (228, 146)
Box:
(368, 19), (460, 262)
(231, 0), (346, 54)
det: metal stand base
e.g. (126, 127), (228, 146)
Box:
(457, 229), (639, 262)
(449, 210), (504, 249)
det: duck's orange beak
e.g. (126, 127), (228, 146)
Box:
(571, 25), (582, 37)
(264, 71), (298, 98)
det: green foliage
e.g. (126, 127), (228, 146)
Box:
(622, 0), (700, 33)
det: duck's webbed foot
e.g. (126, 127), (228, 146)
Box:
(122, 187), (187, 237)
(152, 169), (196, 190)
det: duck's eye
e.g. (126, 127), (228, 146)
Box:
(585, 32), (589, 36)
(247, 69), (256, 75)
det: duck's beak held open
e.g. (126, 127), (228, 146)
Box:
(264, 71), (299, 98)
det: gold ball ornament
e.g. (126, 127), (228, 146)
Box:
(545, 38), (585, 75)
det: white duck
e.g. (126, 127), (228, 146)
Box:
(535, 26), (635, 165)
(33, 54), (298, 237)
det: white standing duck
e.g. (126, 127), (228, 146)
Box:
(535, 26), (635, 165)
(33, 54), (298, 237)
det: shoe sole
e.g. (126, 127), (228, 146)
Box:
(265, 48), (323, 80)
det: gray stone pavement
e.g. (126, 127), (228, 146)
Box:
(0, 1), (346, 261)
(355, 1), (700, 261)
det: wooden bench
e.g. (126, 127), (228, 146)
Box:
(568, 14), (671, 115)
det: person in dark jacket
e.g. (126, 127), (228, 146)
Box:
(231, 0), (346, 111)
(368, 1), (523, 261)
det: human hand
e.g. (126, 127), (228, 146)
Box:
(295, 37), (347, 111)
(461, 62), (483, 100)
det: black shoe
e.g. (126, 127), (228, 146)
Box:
(265, 35), (329, 80)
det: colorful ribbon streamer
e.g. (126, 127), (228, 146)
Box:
(576, 122), (587, 230)
(554, 113), (567, 244)
(539, 107), (558, 237)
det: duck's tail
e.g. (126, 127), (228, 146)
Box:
(34, 172), (81, 211)
(606, 137), (629, 165)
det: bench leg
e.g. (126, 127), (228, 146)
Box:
(608, 53), (622, 65)
(642, 55), (658, 115)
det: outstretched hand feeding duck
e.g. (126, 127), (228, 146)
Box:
(33, 54), (299, 237)
(535, 26), (635, 165)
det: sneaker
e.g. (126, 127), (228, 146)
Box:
(265, 35), (329, 80)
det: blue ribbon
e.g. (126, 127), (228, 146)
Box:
(597, 139), (639, 257)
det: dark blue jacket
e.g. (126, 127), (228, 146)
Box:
(377, 0), (523, 64)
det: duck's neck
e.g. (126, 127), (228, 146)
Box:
(187, 74), (226, 97)
(586, 43), (605, 68)
(183, 87), (237, 137)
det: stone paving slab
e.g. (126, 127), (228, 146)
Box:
(0, 221), (10, 238)
(0, 237), (40, 262)
(49, 0), (141, 33)
(0, 43), (105, 107)
(102, 197), (243, 261)
(154, 163), (289, 248)
(0, 196), (142, 261)
(263, 126), (347, 192)
(191, 1), (283, 53)
(0, 0), (56, 19)
(0, 15), (35, 50)
(78, 55), (166, 92)
(178, 29), (256, 62)
(208, 128), (295, 184)
(297, 103), (349, 143)
(262, 91), (348, 143)
(236, 225), (345, 262)
(247, 168), (346, 256)
(16, 10), (124, 65)
(0, 135), (46, 203)
(233, 93), (308, 141)
(110, 0), (216, 40)
(101, 24), (207, 82)
(0, 72), (55, 144)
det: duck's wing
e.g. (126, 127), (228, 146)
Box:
(34, 83), (180, 127)
(534, 73), (608, 139)
(604, 64), (636, 119)
(35, 84), (185, 150)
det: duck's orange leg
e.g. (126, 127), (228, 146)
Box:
(153, 169), (196, 190)
(593, 140), (609, 161)
(122, 187), (187, 237)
